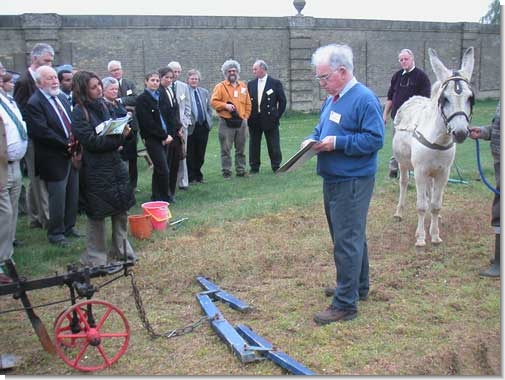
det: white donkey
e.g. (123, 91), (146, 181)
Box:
(392, 47), (475, 247)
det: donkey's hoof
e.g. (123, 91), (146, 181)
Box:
(431, 238), (443, 245)
(415, 240), (426, 248)
(394, 215), (402, 222)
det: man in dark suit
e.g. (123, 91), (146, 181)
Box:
(13, 42), (54, 229)
(247, 60), (287, 173)
(187, 69), (213, 184)
(108, 60), (139, 191)
(25, 65), (80, 247)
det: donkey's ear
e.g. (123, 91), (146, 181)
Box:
(429, 48), (451, 82)
(460, 46), (475, 82)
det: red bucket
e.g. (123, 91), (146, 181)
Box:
(128, 214), (153, 239)
(141, 201), (172, 230)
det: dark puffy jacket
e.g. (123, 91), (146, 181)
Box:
(71, 99), (135, 219)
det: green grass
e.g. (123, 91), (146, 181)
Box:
(1, 98), (499, 375)
(13, 99), (496, 276)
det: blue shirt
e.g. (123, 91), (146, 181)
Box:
(307, 81), (384, 182)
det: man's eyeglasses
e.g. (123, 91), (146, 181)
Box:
(315, 70), (336, 82)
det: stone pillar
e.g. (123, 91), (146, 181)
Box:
(20, 13), (62, 65)
(288, 16), (316, 112)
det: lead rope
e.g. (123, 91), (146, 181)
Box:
(129, 272), (212, 339)
(475, 139), (500, 195)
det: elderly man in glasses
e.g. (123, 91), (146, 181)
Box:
(302, 44), (384, 325)
(382, 48), (431, 178)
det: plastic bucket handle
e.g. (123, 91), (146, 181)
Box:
(143, 206), (172, 222)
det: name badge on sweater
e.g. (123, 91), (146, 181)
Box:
(330, 110), (341, 124)
(126, 89), (132, 96)
(234, 90), (238, 97)
(266, 89), (274, 95)
(240, 87), (247, 94)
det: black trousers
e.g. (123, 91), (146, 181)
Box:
(187, 122), (210, 182)
(168, 140), (181, 197)
(249, 123), (282, 172)
(144, 138), (170, 202)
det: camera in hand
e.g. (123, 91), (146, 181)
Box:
(225, 101), (242, 128)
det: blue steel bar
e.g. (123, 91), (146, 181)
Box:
(236, 324), (316, 375)
(195, 294), (261, 363)
(195, 276), (250, 312)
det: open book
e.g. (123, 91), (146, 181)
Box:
(276, 139), (319, 174)
(94, 114), (132, 136)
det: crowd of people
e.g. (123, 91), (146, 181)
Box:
(0, 41), (289, 282)
(0, 43), (499, 323)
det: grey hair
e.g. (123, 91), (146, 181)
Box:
(311, 44), (354, 74)
(107, 60), (122, 71)
(254, 59), (268, 71)
(31, 43), (54, 59)
(167, 61), (182, 70)
(34, 65), (57, 84)
(187, 69), (201, 80)
(221, 59), (241, 77)
(102, 76), (119, 90)
(399, 48), (414, 59)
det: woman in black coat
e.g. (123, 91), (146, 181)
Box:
(71, 70), (136, 267)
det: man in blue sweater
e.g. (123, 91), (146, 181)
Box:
(302, 44), (384, 324)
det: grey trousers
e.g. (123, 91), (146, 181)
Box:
(177, 125), (189, 188)
(46, 164), (79, 243)
(80, 213), (136, 267)
(0, 161), (22, 263)
(25, 140), (49, 227)
(218, 118), (248, 176)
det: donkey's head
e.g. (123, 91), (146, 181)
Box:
(429, 47), (475, 143)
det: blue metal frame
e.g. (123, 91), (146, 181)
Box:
(195, 276), (251, 312)
(195, 294), (262, 363)
(236, 324), (316, 375)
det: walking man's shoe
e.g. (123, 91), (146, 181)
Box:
(314, 306), (357, 325)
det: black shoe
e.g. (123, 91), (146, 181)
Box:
(29, 220), (43, 229)
(12, 240), (23, 248)
(314, 306), (357, 325)
(479, 263), (500, 278)
(65, 228), (84, 238)
(389, 169), (398, 179)
(223, 173), (232, 180)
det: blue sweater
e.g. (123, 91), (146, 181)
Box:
(307, 83), (384, 182)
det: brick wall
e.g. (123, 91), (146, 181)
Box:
(0, 13), (499, 112)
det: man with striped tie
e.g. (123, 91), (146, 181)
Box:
(25, 65), (80, 247)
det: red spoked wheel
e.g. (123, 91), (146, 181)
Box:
(53, 305), (89, 348)
(54, 299), (130, 372)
